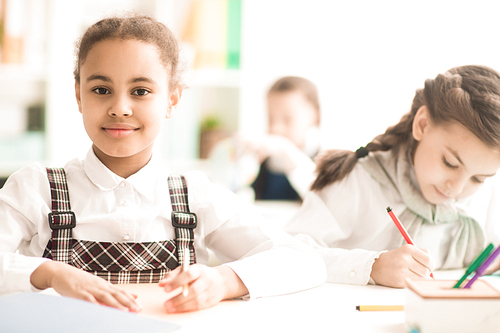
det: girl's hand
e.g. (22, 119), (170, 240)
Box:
(30, 260), (141, 312)
(484, 253), (500, 275)
(370, 244), (435, 288)
(159, 264), (248, 313)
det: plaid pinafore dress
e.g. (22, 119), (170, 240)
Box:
(42, 168), (197, 283)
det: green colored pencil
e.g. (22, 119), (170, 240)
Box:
(453, 243), (494, 288)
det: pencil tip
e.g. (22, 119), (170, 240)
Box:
(355, 306), (360, 311)
(386, 206), (392, 212)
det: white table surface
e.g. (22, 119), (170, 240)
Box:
(113, 269), (469, 333)
(119, 282), (406, 333)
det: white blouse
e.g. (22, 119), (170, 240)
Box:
(0, 148), (326, 298)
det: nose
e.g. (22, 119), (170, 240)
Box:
(445, 175), (467, 197)
(108, 94), (132, 117)
(268, 122), (286, 137)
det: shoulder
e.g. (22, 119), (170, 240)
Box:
(0, 162), (51, 206)
(312, 161), (391, 218)
(317, 162), (376, 200)
(62, 157), (85, 177)
(4, 162), (49, 188)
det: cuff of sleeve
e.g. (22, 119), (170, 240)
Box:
(367, 251), (386, 285)
(223, 244), (326, 300)
(319, 248), (385, 285)
(1, 253), (49, 293)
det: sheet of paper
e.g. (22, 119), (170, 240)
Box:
(0, 292), (180, 333)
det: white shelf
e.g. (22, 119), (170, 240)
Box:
(0, 64), (47, 82)
(185, 68), (241, 88)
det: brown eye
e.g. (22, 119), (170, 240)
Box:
(132, 89), (149, 96)
(93, 87), (110, 95)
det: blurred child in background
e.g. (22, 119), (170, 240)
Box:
(209, 76), (321, 201)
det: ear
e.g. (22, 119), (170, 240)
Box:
(412, 105), (431, 141)
(75, 82), (83, 114)
(166, 86), (182, 119)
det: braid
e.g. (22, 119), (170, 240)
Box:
(311, 108), (416, 191)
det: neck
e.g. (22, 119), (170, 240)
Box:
(92, 145), (152, 178)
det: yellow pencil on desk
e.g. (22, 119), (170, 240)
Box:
(182, 249), (190, 297)
(356, 305), (404, 311)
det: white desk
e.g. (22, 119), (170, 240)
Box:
(34, 268), (483, 332)
(120, 282), (406, 333)
(112, 269), (472, 333)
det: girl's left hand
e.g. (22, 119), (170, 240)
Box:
(484, 253), (500, 275)
(158, 264), (248, 313)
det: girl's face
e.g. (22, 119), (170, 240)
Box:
(412, 106), (500, 204)
(267, 90), (318, 149)
(75, 38), (180, 173)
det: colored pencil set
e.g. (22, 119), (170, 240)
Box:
(453, 242), (500, 289)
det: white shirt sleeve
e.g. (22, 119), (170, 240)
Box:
(186, 171), (326, 299)
(0, 253), (49, 293)
(284, 167), (391, 286)
(0, 164), (52, 293)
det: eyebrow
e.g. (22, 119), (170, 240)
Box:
(86, 74), (110, 83)
(85, 75), (157, 85)
(447, 146), (497, 177)
(129, 77), (156, 84)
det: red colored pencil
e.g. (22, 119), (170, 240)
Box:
(386, 206), (434, 278)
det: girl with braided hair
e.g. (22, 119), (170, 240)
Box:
(285, 65), (500, 288)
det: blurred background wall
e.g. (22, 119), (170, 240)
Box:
(1, 0), (499, 179)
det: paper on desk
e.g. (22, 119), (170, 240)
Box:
(0, 293), (179, 333)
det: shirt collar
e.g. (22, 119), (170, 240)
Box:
(83, 147), (167, 201)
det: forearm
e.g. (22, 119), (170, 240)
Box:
(214, 265), (248, 300)
(30, 260), (62, 290)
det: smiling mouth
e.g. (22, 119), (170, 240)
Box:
(103, 128), (137, 138)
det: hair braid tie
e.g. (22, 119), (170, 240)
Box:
(355, 147), (369, 159)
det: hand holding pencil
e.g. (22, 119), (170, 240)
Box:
(369, 207), (436, 288)
(386, 206), (434, 279)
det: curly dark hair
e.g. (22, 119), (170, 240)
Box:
(73, 14), (183, 90)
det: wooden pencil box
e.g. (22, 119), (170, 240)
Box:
(404, 277), (500, 333)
